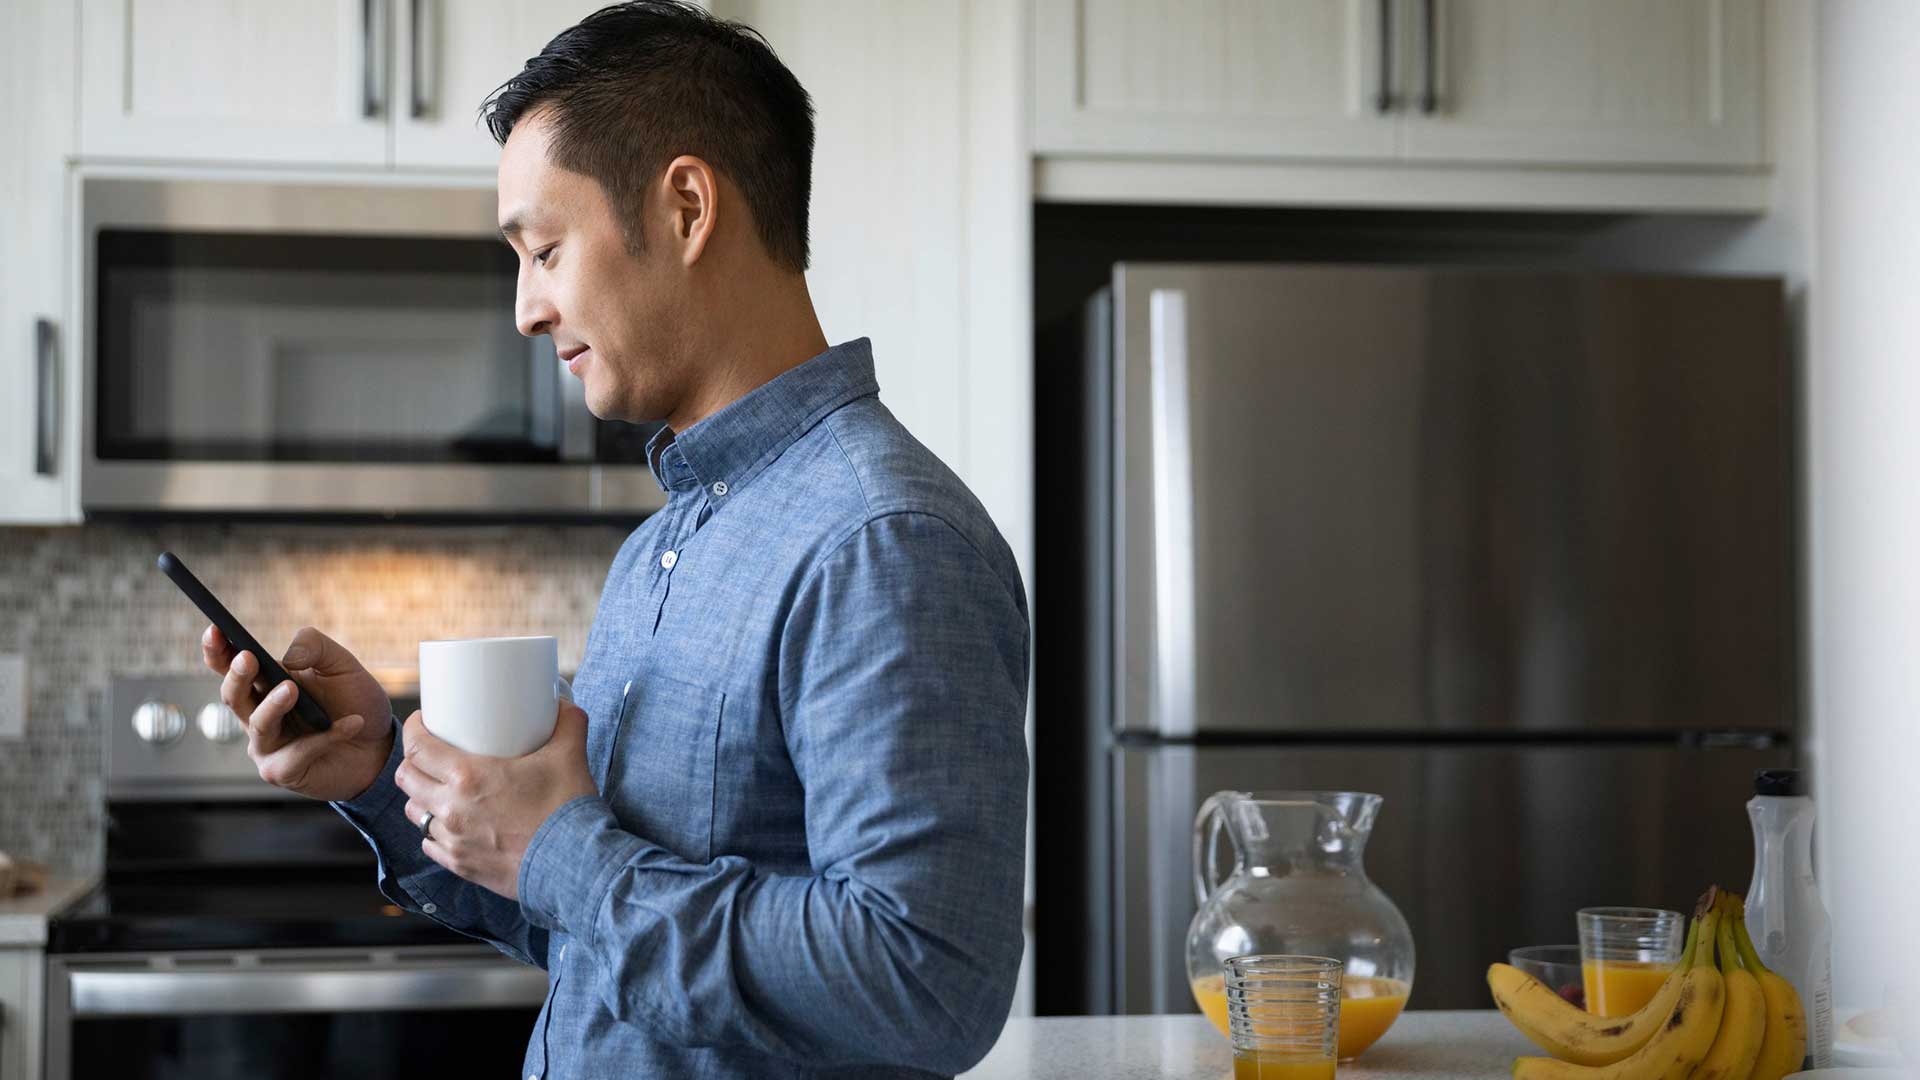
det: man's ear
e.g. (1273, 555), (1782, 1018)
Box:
(660, 155), (718, 267)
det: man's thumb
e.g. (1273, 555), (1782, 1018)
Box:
(551, 700), (589, 745)
(283, 627), (349, 672)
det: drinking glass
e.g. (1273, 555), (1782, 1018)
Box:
(1577, 907), (1684, 1017)
(1225, 954), (1343, 1080)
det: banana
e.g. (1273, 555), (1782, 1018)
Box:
(1512, 903), (1726, 1080)
(1732, 895), (1807, 1080)
(1488, 918), (1699, 1066)
(1689, 895), (1765, 1080)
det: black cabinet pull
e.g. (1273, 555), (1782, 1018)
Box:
(35, 318), (59, 477)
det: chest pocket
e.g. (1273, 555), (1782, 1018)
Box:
(604, 673), (725, 865)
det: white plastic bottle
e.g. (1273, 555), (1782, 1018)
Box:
(1745, 768), (1833, 1069)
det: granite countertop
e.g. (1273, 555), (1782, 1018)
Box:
(0, 874), (99, 947)
(962, 1010), (1534, 1080)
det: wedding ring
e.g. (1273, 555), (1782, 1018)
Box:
(418, 810), (435, 840)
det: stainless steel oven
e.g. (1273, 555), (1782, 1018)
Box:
(79, 176), (664, 517)
(43, 674), (552, 1080)
(44, 947), (547, 1079)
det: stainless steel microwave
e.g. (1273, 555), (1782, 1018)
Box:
(79, 176), (664, 518)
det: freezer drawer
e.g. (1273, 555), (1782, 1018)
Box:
(1112, 740), (1791, 1013)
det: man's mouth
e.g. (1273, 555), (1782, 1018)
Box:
(558, 345), (591, 376)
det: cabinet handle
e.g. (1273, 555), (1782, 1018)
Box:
(1420, 0), (1439, 114)
(35, 318), (59, 477)
(362, 0), (387, 119)
(1374, 0), (1396, 113)
(409, 0), (434, 119)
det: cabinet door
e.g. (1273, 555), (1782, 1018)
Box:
(79, 0), (389, 166)
(1034, 0), (1400, 160)
(392, 0), (607, 171)
(1, 0), (79, 523)
(1402, 0), (1764, 167)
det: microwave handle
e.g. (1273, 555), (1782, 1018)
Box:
(66, 956), (549, 1016)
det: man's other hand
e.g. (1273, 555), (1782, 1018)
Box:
(395, 701), (596, 899)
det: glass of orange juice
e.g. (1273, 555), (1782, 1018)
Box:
(1576, 907), (1684, 1017)
(1224, 955), (1342, 1080)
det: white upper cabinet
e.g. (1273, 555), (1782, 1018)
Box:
(1035, 0), (1765, 172)
(80, 0), (390, 166)
(1035, 0), (1399, 161)
(1403, 0), (1763, 167)
(78, 0), (603, 171)
(2, 0), (80, 523)
(392, 0), (608, 170)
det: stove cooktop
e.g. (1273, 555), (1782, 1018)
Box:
(47, 874), (479, 954)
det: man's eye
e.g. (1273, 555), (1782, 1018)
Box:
(533, 247), (556, 267)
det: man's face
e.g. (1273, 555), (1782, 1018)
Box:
(497, 109), (685, 423)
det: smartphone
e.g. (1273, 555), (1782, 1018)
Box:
(157, 551), (333, 735)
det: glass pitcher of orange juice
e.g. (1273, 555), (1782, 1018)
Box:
(1187, 791), (1416, 1062)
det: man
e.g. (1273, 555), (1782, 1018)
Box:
(199, 3), (1030, 1076)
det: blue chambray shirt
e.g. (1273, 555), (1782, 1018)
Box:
(332, 339), (1030, 1079)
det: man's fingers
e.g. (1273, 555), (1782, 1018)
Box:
(243, 678), (299, 757)
(249, 710), (364, 793)
(201, 625), (235, 675)
(221, 650), (266, 719)
(399, 711), (455, 781)
(253, 717), (346, 790)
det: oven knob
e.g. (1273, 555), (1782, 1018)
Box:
(131, 700), (187, 746)
(197, 702), (245, 744)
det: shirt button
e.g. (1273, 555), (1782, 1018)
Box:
(659, 549), (678, 570)
(711, 480), (729, 497)
(422, 903), (437, 915)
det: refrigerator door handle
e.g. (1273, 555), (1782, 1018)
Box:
(1149, 289), (1198, 738)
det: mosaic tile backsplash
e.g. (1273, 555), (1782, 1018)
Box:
(0, 522), (629, 873)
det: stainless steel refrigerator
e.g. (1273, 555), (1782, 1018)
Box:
(1036, 263), (1797, 1015)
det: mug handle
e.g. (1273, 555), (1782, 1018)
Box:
(1193, 791), (1236, 906)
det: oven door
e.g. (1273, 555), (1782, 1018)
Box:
(45, 946), (550, 1080)
(78, 175), (662, 517)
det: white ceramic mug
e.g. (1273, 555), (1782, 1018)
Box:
(417, 635), (564, 757)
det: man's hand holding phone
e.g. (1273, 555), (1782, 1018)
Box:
(203, 625), (397, 802)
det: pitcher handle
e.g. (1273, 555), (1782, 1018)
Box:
(1193, 792), (1234, 906)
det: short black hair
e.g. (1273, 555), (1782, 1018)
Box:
(482, 1), (814, 272)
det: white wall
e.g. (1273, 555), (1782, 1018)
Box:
(1810, 0), (1920, 1031)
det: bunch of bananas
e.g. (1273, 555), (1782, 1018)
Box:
(1486, 887), (1807, 1080)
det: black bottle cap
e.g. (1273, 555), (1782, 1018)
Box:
(1754, 769), (1804, 797)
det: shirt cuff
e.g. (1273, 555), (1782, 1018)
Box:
(328, 720), (455, 919)
(518, 794), (650, 941)
(335, 720), (407, 821)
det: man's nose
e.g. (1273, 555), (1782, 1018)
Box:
(516, 283), (557, 338)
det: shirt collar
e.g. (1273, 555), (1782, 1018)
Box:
(645, 338), (880, 499)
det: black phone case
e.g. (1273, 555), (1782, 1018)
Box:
(156, 551), (333, 734)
